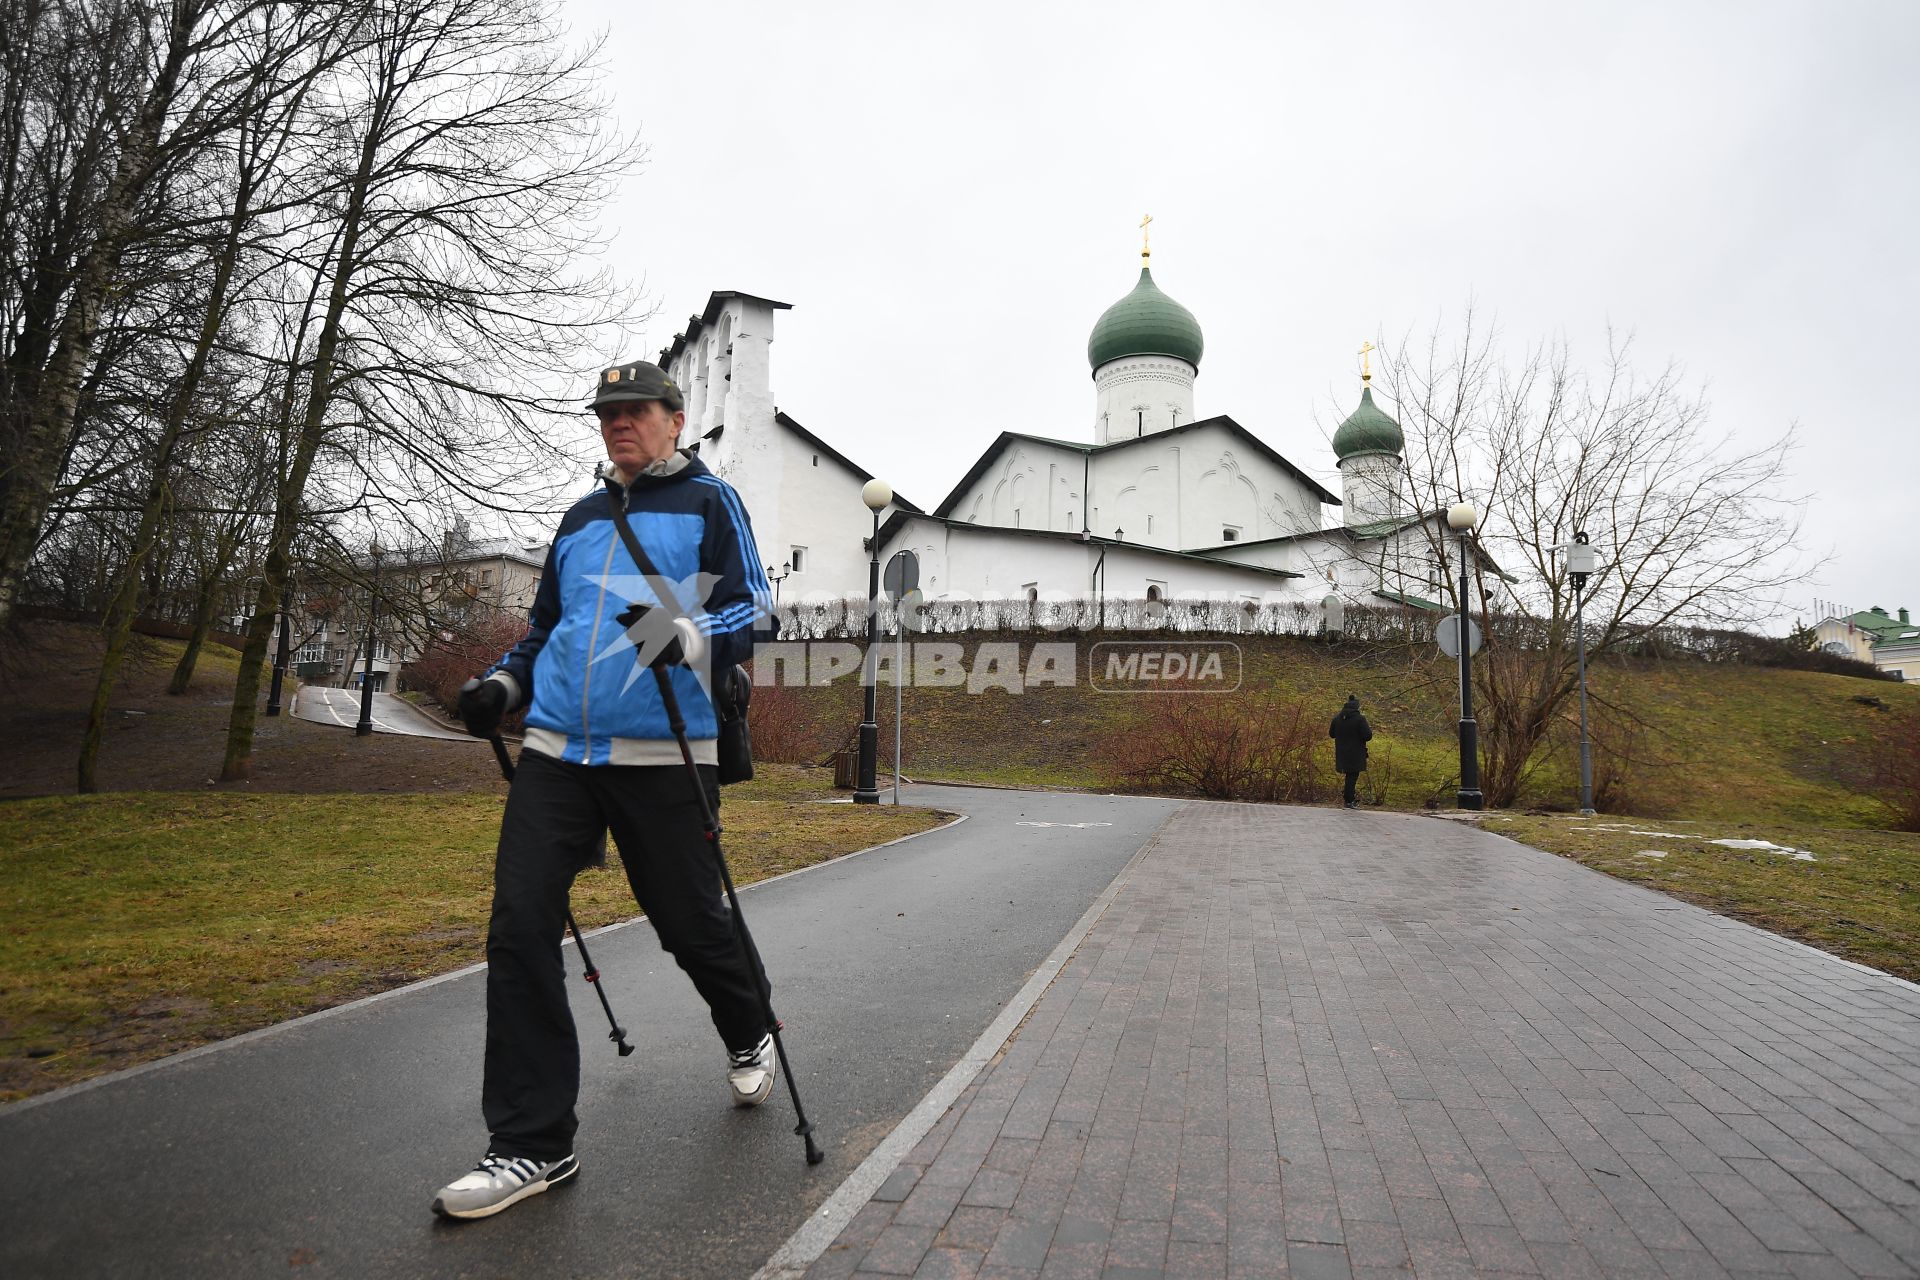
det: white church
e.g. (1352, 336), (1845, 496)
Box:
(657, 241), (1457, 618)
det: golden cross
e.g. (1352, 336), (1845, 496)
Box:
(1358, 340), (1375, 382)
(1139, 213), (1153, 263)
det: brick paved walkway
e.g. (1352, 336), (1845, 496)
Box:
(795, 804), (1920, 1280)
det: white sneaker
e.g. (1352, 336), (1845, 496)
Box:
(727, 1032), (776, 1107)
(431, 1151), (578, 1220)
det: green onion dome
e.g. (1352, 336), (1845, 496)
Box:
(1087, 268), (1204, 371)
(1332, 385), (1404, 460)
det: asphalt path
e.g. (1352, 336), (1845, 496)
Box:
(0, 783), (1181, 1279)
(293, 684), (473, 741)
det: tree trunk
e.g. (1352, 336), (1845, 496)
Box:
(167, 566), (224, 695)
(78, 144), (257, 790)
(221, 99), (384, 780)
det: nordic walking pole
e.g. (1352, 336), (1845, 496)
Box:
(482, 730), (635, 1058)
(650, 663), (824, 1165)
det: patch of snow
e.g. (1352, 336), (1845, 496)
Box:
(1708, 838), (1815, 862)
(1634, 850), (1669, 859)
(1627, 830), (1688, 839)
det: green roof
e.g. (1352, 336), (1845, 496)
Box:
(1374, 588), (1448, 613)
(1087, 268), (1204, 371)
(1331, 385), (1404, 460)
(1837, 608), (1911, 637)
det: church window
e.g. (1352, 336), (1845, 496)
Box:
(1146, 583), (1164, 602)
(790, 547), (806, 573)
(1013, 508), (1021, 528)
(812, 454), (818, 466)
(1137, 411), (1144, 432)
(1147, 515), (1153, 534)
(1221, 526), (1240, 542)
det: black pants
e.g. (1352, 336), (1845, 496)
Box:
(1342, 771), (1360, 804)
(482, 749), (769, 1160)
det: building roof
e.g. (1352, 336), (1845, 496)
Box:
(1831, 607), (1912, 638)
(877, 510), (1302, 579)
(1331, 385), (1405, 461)
(1190, 510), (1518, 582)
(1373, 588), (1449, 613)
(1087, 267), (1204, 371)
(352, 536), (546, 573)
(931, 417), (1340, 520)
(656, 291), (793, 371)
(1187, 510), (1425, 554)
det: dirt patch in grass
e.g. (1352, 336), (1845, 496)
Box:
(0, 623), (513, 798)
(0, 766), (947, 1101)
(1495, 814), (1920, 983)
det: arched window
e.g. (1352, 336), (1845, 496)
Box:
(1146, 584), (1162, 603)
(1026, 586), (1039, 606)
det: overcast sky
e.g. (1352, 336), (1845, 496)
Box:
(562, 0), (1917, 630)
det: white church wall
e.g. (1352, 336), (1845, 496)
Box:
(1337, 452), (1407, 528)
(1093, 355), (1196, 443)
(1098, 545), (1294, 603)
(1084, 422), (1327, 552)
(875, 517), (1302, 608)
(1266, 523), (1452, 608)
(953, 440), (1089, 533)
(662, 296), (790, 604)
(1095, 442), (1181, 547)
(771, 426), (897, 601)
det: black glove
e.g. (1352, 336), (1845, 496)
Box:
(614, 602), (686, 669)
(457, 676), (508, 739)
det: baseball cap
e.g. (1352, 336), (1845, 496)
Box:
(588, 359), (684, 412)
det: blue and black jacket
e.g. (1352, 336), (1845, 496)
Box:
(487, 453), (770, 766)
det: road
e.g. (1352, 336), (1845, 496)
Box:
(0, 783), (1178, 1279)
(292, 683), (472, 741)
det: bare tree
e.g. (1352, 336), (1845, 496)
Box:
(217, 0), (640, 779)
(76, 4), (354, 789)
(0, 0), (310, 630)
(1375, 313), (1810, 807)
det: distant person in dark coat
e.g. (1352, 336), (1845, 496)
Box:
(1329, 694), (1373, 809)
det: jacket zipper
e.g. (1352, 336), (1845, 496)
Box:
(580, 482), (623, 759)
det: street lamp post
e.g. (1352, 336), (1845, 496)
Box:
(765, 561), (791, 640)
(354, 540), (383, 737)
(1447, 502), (1483, 810)
(265, 577), (293, 717)
(1566, 531), (1599, 816)
(854, 479), (891, 804)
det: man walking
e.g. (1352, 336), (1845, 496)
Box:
(433, 359), (774, 1220)
(1329, 693), (1372, 809)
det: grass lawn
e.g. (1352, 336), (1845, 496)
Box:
(0, 764), (946, 1101)
(1494, 813), (1920, 984)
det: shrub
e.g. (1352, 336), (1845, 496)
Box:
(401, 609), (529, 733)
(1359, 745), (1396, 807)
(1098, 687), (1328, 803)
(746, 679), (827, 764)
